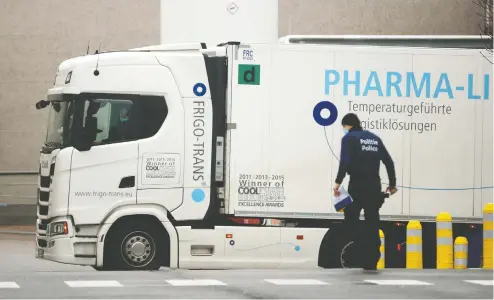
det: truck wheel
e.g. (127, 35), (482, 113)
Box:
(105, 221), (165, 270)
(324, 224), (360, 268)
(339, 240), (360, 268)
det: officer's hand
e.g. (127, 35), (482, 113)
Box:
(386, 186), (398, 195)
(333, 183), (341, 197)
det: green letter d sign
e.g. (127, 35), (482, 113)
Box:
(238, 64), (260, 85)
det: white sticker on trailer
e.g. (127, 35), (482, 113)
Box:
(237, 174), (286, 208)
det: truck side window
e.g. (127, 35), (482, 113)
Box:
(136, 96), (168, 139)
(81, 94), (168, 146)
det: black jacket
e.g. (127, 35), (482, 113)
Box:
(335, 127), (396, 187)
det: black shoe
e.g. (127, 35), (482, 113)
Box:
(363, 265), (378, 271)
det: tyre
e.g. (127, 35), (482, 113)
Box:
(323, 224), (361, 268)
(104, 220), (166, 270)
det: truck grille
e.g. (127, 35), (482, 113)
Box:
(38, 219), (49, 231)
(37, 151), (57, 246)
(40, 176), (50, 188)
(39, 190), (49, 202)
(38, 205), (48, 216)
(37, 161), (55, 220)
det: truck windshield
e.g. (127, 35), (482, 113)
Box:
(45, 100), (74, 147)
(44, 92), (167, 149)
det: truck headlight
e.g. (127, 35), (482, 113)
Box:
(47, 221), (68, 237)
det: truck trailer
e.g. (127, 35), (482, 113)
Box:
(34, 35), (493, 270)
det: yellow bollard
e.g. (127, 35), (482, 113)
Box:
(483, 203), (493, 269)
(436, 212), (453, 269)
(454, 236), (468, 269)
(377, 229), (385, 269)
(406, 220), (423, 269)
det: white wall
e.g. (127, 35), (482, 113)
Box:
(160, 0), (278, 46)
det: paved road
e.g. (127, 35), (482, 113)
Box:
(0, 233), (492, 299)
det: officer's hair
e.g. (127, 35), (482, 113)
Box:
(341, 113), (361, 128)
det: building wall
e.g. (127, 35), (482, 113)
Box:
(279, 0), (484, 35)
(0, 0), (484, 205)
(0, 0), (160, 206)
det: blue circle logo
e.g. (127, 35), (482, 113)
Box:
(191, 189), (205, 203)
(294, 245), (301, 251)
(193, 83), (207, 97)
(313, 101), (338, 126)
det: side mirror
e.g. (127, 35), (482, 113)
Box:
(72, 138), (92, 152)
(72, 129), (93, 152)
(35, 100), (50, 110)
(73, 115), (99, 152)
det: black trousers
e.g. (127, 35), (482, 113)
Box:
(343, 177), (382, 268)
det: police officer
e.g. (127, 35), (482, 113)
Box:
(333, 113), (397, 270)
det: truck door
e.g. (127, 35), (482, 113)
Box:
(68, 93), (168, 224)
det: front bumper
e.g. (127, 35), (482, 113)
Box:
(35, 217), (97, 266)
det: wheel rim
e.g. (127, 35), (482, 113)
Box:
(120, 231), (156, 268)
(340, 241), (357, 268)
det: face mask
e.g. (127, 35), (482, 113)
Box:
(120, 116), (128, 122)
(343, 128), (349, 135)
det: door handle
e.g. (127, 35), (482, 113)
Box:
(119, 176), (135, 188)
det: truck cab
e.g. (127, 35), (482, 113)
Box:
(36, 43), (230, 269)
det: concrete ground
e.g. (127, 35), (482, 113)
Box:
(0, 233), (492, 299)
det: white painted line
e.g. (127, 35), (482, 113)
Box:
(165, 279), (227, 286)
(263, 279), (328, 285)
(464, 280), (494, 286)
(364, 280), (433, 286)
(64, 280), (123, 288)
(0, 282), (20, 289)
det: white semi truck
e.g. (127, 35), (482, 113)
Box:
(34, 35), (493, 270)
